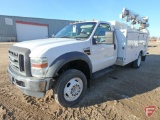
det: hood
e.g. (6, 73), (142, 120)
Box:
(14, 38), (89, 57)
(14, 38), (81, 50)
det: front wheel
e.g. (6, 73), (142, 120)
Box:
(54, 69), (87, 107)
(132, 53), (142, 69)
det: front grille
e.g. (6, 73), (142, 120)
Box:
(9, 51), (19, 70)
(19, 54), (25, 71)
(9, 65), (20, 76)
(9, 51), (25, 72)
(8, 46), (31, 77)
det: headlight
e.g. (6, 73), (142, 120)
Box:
(30, 57), (48, 77)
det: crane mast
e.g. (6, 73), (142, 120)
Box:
(120, 8), (149, 30)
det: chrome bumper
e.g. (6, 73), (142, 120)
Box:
(7, 66), (52, 98)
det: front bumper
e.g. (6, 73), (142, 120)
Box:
(7, 66), (53, 98)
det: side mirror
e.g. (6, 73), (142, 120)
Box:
(105, 31), (113, 44)
(93, 31), (114, 44)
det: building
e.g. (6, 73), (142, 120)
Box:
(0, 15), (75, 42)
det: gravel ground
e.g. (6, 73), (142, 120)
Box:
(0, 41), (160, 120)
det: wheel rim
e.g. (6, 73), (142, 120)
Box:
(64, 77), (83, 101)
(138, 54), (141, 66)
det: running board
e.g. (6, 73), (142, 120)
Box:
(92, 66), (115, 80)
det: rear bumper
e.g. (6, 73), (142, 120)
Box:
(7, 66), (53, 98)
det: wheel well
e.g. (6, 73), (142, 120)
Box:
(57, 60), (91, 87)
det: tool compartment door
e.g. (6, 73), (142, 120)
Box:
(138, 33), (148, 55)
(125, 32), (139, 64)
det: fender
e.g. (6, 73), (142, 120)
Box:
(46, 52), (92, 78)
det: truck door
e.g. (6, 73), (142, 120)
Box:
(90, 23), (117, 73)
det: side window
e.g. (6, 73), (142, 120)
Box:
(93, 23), (113, 44)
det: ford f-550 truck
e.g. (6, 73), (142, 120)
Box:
(8, 8), (149, 107)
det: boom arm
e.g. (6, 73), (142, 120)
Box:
(120, 8), (149, 29)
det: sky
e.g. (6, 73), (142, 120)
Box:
(0, 0), (159, 37)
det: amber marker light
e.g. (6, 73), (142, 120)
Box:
(32, 63), (48, 68)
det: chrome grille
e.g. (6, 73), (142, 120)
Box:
(9, 50), (24, 72)
(8, 46), (31, 77)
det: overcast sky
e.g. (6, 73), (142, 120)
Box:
(0, 0), (159, 37)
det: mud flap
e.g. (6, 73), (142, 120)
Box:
(142, 56), (146, 61)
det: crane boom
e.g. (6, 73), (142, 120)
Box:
(120, 8), (149, 29)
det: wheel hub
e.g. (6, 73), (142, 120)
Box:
(64, 77), (83, 101)
(71, 84), (81, 96)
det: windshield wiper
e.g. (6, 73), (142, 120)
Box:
(60, 36), (71, 38)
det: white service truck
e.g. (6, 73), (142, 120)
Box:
(8, 8), (149, 107)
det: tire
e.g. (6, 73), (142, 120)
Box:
(54, 69), (87, 107)
(132, 53), (142, 69)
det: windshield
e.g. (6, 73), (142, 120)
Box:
(55, 22), (96, 39)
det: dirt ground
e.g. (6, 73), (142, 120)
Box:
(0, 41), (160, 120)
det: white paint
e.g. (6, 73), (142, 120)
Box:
(14, 38), (90, 68)
(115, 28), (148, 66)
(16, 23), (48, 41)
(91, 44), (117, 72)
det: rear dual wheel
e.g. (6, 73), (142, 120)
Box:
(132, 53), (142, 69)
(54, 69), (87, 107)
